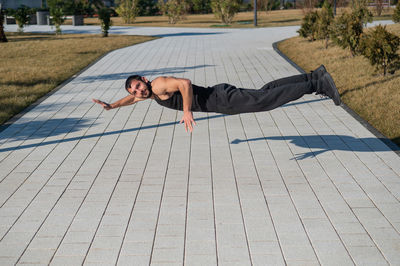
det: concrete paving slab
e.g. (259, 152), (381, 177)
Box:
(2, 22), (400, 265)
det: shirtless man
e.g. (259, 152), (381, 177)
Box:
(93, 65), (341, 133)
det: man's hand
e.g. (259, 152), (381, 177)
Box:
(92, 99), (112, 110)
(180, 111), (196, 133)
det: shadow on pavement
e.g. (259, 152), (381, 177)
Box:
(231, 135), (398, 160)
(0, 114), (226, 153)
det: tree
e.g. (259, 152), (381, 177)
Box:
(0, 5), (7, 42)
(192, 0), (212, 14)
(298, 11), (319, 41)
(351, 0), (373, 26)
(317, 1), (334, 48)
(375, 0), (384, 16)
(64, 0), (86, 15)
(98, 7), (112, 37)
(137, 0), (159, 16)
(116, 0), (138, 23)
(393, 1), (400, 23)
(210, 0), (240, 24)
(158, 0), (188, 24)
(48, 0), (66, 35)
(10, 5), (32, 33)
(330, 11), (364, 56)
(360, 25), (400, 75)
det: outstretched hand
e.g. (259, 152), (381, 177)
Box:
(180, 111), (196, 133)
(92, 99), (112, 110)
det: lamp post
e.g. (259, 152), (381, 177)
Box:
(254, 0), (257, 26)
(334, 0), (337, 16)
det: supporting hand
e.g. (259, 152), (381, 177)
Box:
(180, 111), (196, 133)
(92, 99), (112, 110)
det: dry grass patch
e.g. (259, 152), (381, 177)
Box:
(83, 8), (394, 28)
(85, 10), (305, 28)
(278, 23), (400, 146)
(0, 33), (156, 125)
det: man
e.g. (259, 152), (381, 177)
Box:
(93, 65), (341, 132)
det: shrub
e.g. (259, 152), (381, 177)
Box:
(116, 0), (138, 23)
(158, 0), (188, 24)
(191, 0), (212, 14)
(48, 0), (65, 35)
(9, 5), (32, 33)
(360, 25), (400, 75)
(317, 1), (334, 48)
(330, 11), (364, 56)
(210, 0), (240, 24)
(351, 0), (373, 26)
(298, 11), (319, 41)
(137, 0), (159, 16)
(393, 1), (400, 23)
(98, 7), (112, 37)
(64, 0), (86, 15)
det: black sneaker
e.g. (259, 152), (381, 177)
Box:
(311, 65), (327, 80)
(316, 72), (342, 106)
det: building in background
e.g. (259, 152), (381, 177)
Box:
(0, 0), (42, 9)
(0, 0), (115, 9)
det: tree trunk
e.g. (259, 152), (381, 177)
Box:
(0, 11), (7, 42)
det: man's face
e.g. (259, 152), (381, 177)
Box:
(127, 79), (151, 98)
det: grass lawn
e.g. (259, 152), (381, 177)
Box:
(0, 33), (156, 125)
(278, 23), (400, 147)
(83, 8), (394, 28)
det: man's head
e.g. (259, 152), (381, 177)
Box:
(125, 75), (152, 98)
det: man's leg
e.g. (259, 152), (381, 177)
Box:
(216, 79), (315, 115)
(262, 65), (327, 89)
(263, 73), (312, 90)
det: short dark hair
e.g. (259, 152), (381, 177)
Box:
(125, 75), (142, 92)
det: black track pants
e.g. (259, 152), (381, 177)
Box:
(213, 73), (315, 115)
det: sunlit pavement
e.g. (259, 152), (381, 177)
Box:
(1, 22), (400, 265)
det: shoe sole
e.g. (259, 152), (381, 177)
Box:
(324, 73), (341, 106)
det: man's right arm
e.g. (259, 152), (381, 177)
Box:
(92, 95), (137, 110)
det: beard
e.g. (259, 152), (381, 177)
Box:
(141, 81), (153, 99)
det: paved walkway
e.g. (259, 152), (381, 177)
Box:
(1, 24), (400, 265)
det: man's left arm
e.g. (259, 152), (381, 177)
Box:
(175, 78), (196, 132)
(178, 78), (196, 132)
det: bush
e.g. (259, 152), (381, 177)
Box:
(137, 0), (159, 16)
(116, 0), (138, 23)
(98, 7), (112, 37)
(48, 0), (65, 35)
(158, 0), (188, 24)
(351, 0), (373, 26)
(393, 1), (400, 23)
(210, 0), (240, 24)
(317, 1), (334, 48)
(191, 0), (212, 14)
(9, 5), (32, 33)
(330, 11), (364, 56)
(63, 0), (86, 15)
(360, 25), (400, 75)
(298, 11), (319, 41)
